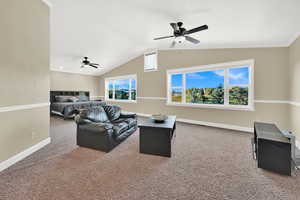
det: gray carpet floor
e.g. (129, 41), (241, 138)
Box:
(1, 116), (300, 200)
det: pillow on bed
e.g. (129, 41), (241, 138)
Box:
(78, 95), (89, 102)
(55, 96), (79, 102)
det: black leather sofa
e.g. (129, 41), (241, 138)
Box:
(75, 104), (137, 152)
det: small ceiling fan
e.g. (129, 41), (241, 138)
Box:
(154, 22), (208, 48)
(81, 57), (101, 69)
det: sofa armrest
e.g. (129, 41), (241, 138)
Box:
(120, 112), (137, 119)
(75, 114), (92, 124)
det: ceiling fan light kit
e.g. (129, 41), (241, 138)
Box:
(154, 22), (208, 48)
(175, 36), (185, 43)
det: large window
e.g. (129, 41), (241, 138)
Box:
(105, 74), (137, 102)
(167, 60), (254, 110)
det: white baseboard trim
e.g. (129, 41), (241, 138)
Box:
(0, 103), (50, 113)
(134, 112), (253, 133)
(0, 137), (51, 172)
(176, 118), (253, 133)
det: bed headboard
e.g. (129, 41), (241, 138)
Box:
(50, 91), (90, 103)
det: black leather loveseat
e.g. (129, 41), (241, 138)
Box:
(75, 104), (137, 152)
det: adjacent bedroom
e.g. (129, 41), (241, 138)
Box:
(1, 0), (300, 200)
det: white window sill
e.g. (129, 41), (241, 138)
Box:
(166, 102), (255, 111)
(144, 69), (158, 72)
(105, 99), (137, 103)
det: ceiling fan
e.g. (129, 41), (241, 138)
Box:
(81, 57), (101, 69)
(154, 22), (208, 48)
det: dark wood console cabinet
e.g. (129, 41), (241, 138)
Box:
(253, 122), (293, 176)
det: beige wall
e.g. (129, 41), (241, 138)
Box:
(50, 71), (100, 99)
(0, 0), (50, 162)
(99, 47), (290, 131)
(289, 36), (300, 139)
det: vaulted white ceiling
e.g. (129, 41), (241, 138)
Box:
(48, 0), (300, 76)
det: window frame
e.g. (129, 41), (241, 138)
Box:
(166, 59), (255, 111)
(144, 50), (158, 72)
(105, 74), (137, 103)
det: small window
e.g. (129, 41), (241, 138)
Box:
(105, 74), (137, 102)
(144, 51), (157, 71)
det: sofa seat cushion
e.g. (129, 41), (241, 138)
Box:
(124, 118), (137, 129)
(79, 122), (113, 134)
(112, 122), (129, 137)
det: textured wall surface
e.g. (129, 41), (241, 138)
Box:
(50, 71), (101, 99)
(289, 36), (300, 139)
(0, 0), (50, 162)
(99, 47), (290, 130)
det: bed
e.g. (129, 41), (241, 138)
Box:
(50, 91), (106, 119)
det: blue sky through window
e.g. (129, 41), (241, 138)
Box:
(171, 74), (183, 87)
(115, 79), (129, 89)
(131, 79), (136, 89)
(109, 81), (113, 89)
(186, 70), (224, 89)
(229, 67), (249, 85)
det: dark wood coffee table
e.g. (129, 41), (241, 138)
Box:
(138, 115), (176, 157)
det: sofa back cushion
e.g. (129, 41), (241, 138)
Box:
(80, 107), (109, 123)
(102, 105), (121, 121)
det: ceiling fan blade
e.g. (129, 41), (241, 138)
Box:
(90, 63), (99, 66)
(185, 36), (200, 44)
(154, 35), (174, 40)
(170, 41), (176, 48)
(170, 23), (179, 31)
(89, 64), (98, 69)
(185, 25), (208, 35)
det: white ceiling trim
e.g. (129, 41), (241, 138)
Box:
(159, 43), (289, 51)
(41, 0), (52, 8)
(98, 43), (288, 76)
(50, 68), (100, 77)
(99, 41), (293, 76)
(94, 53), (143, 76)
(287, 30), (300, 46)
(51, 53), (143, 76)
(51, 43), (289, 77)
(51, 41), (293, 77)
(49, 0), (300, 76)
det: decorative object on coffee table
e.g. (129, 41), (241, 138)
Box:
(138, 115), (176, 157)
(150, 114), (168, 123)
